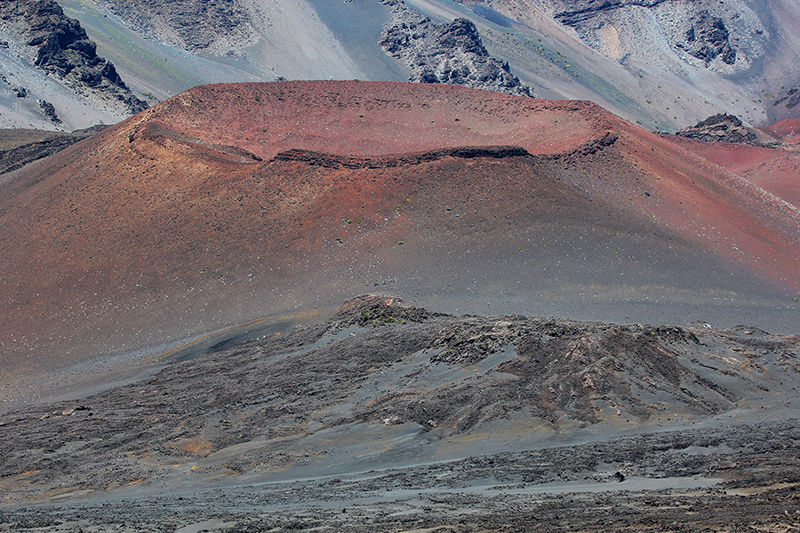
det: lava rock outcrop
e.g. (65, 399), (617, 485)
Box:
(380, 1), (533, 97)
(0, 295), (798, 505)
(0, 0), (147, 114)
(93, 0), (255, 53)
(678, 11), (737, 66)
(676, 113), (763, 145)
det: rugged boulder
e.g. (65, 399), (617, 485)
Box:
(380, 2), (533, 97)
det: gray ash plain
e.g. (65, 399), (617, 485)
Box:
(1, 295), (799, 531)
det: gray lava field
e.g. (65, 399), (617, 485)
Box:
(1, 295), (799, 531)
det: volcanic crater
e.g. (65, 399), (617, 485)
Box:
(0, 80), (798, 412)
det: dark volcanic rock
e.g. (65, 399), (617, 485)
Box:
(93, 0), (254, 52)
(554, 0), (668, 26)
(329, 294), (442, 326)
(0, 125), (107, 174)
(678, 10), (736, 66)
(1, 296), (798, 505)
(676, 113), (765, 145)
(37, 99), (60, 124)
(0, 0), (147, 114)
(773, 84), (800, 110)
(380, 2), (534, 97)
(272, 145), (532, 168)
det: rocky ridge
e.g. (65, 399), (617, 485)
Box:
(677, 10), (737, 66)
(91, 0), (256, 54)
(0, 295), (798, 506)
(380, 0), (533, 97)
(0, 0), (147, 115)
(676, 113), (777, 146)
(541, 0), (743, 70)
(272, 145), (532, 169)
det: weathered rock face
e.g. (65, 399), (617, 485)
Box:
(553, 0), (669, 27)
(380, 2), (533, 97)
(0, 0), (147, 115)
(676, 113), (764, 145)
(92, 0), (256, 54)
(273, 145), (532, 169)
(678, 11), (736, 66)
(0, 295), (798, 507)
(489, 0), (760, 73)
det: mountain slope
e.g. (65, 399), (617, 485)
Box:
(0, 125), (106, 174)
(0, 81), (797, 411)
(0, 0), (146, 130)
(448, 0), (800, 127)
(0, 295), (798, 507)
(5, 0), (800, 133)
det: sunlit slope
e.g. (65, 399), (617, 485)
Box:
(0, 81), (797, 397)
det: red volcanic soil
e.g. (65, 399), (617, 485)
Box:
(671, 134), (800, 210)
(138, 81), (611, 159)
(1, 81), (798, 405)
(758, 117), (800, 145)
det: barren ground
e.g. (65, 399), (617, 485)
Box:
(1, 297), (799, 531)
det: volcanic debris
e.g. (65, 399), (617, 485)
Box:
(37, 99), (60, 124)
(0, 125), (107, 174)
(677, 10), (737, 66)
(380, 0), (534, 97)
(0, 0), (148, 114)
(676, 113), (764, 145)
(773, 83), (800, 110)
(2, 295), (798, 506)
(92, 0), (255, 52)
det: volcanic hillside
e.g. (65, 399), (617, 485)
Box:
(0, 81), (798, 408)
(1, 295), (799, 509)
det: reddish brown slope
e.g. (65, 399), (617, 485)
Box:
(758, 118), (800, 145)
(671, 134), (800, 210)
(135, 81), (611, 159)
(0, 81), (798, 405)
